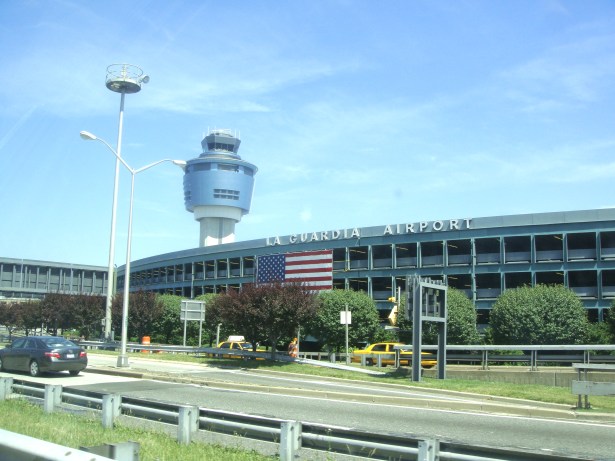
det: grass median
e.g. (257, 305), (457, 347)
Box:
(0, 398), (274, 461)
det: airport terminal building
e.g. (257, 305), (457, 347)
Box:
(117, 208), (615, 323)
(4, 131), (615, 323)
(0, 258), (108, 301)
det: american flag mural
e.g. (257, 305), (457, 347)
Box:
(256, 250), (333, 291)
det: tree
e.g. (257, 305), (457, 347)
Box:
(397, 288), (481, 345)
(586, 320), (612, 345)
(112, 290), (163, 342)
(40, 293), (75, 335)
(306, 289), (382, 353)
(489, 284), (590, 345)
(0, 302), (23, 339)
(196, 293), (225, 346)
(19, 300), (43, 335)
(605, 304), (615, 343)
(152, 294), (183, 344)
(212, 282), (319, 358)
(71, 294), (105, 339)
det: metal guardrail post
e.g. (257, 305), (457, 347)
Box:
(571, 363), (615, 409)
(279, 420), (301, 461)
(177, 405), (199, 445)
(530, 350), (538, 371)
(418, 439), (438, 461)
(0, 377), (13, 400)
(44, 384), (62, 413)
(102, 394), (122, 429)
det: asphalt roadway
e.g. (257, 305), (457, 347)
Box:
(85, 354), (613, 421)
(67, 355), (615, 459)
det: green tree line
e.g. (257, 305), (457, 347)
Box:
(1, 284), (614, 349)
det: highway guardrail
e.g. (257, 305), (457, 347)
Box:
(0, 376), (591, 461)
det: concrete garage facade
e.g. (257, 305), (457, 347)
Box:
(0, 258), (108, 301)
(118, 208), (615, 323)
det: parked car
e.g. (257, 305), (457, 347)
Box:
(351, 342), (437, 368)
(0, 336), (88, 377)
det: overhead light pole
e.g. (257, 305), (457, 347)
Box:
(80, 130), (186, 367)
(100, 64), (150, 342)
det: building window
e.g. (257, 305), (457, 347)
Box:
(213, 189), (240, 200)
(218, 163), (239, 172)
(208, 142), (235, 152)
(188, 163), (211, 173)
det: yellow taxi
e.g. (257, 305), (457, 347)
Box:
(210, 340), (269, 361)
(214, 340), (254, 359)
(351, 342), (437, 368)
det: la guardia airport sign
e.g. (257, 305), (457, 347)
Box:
(266, 218), (472, 246)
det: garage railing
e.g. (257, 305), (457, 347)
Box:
(76, 341), (615, 370)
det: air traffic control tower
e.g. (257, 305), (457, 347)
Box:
(182, 129), (258, 247)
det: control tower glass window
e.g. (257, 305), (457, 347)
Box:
(209, 142), (235, 152)
(214, 189), (240, 200)
(190, 164), (211, 172)
(218, 164), (239, 172)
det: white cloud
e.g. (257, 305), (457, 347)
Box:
(300, 208), (313, 222)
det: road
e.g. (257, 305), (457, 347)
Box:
(3, 355), (615, 460)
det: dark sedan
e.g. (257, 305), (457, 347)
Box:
(0, 336), (87, 377)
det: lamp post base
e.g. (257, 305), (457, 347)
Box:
(116, 355), (129, 367)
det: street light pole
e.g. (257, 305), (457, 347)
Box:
(80, 130), (186, 367)
(102, 64), (150, 342)
(116, 158), (186, 367)
(103, 90), (123, 342)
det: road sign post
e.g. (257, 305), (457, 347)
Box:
(407, 276), (447, 382)
(180, 300), (206, 347)
(340, 307), (352, 365)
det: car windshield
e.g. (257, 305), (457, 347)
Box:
(40, 338), (76, 348)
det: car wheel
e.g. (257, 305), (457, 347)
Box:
(29, 360), (40, 377)
(0, 357), (4, 371)
(69, 370), (80, 376)
(366, 358), (374, 366)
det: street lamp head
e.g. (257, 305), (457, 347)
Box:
(172, 160), (187, 171)
(106, 64), (148, 94)
(80, 131), (97, 141)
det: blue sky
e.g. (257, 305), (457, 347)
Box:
(1, 0), (614, 267)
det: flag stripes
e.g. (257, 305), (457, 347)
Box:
(256, 250), (333, 290)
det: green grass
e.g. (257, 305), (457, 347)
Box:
(91, 351), (615, 412)
(0, 399), (274, 461)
